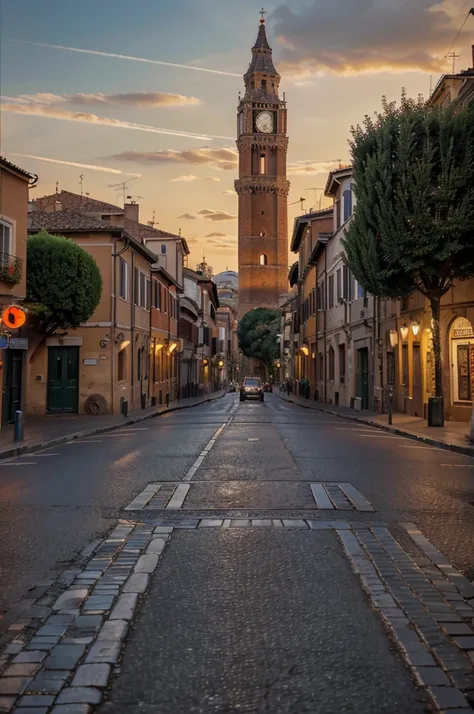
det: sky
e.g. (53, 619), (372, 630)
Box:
(1, 0), (473, 274)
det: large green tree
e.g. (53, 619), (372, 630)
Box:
(238, 308), (280, 372)
(27, 229), (103, 334)
(343, 93), (474, 402)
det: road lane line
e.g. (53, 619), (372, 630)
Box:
(440, 464), (474, 468)
(338, 483), (375, 512)
(166, 484), (191, 510)
(358, 435), (405, 439)
(0, 462), (38, 466)
(183, 422), (228, 482)
(310, 484), (334, 510)
(68, 439), (104, 444)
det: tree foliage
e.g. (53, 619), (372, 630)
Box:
(342, 93), (474, 398)
(238, 308), (280, 368)
(27, 230), (103, 334)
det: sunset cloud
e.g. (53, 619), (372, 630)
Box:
(112, 147), (238, 170)
(14, 40), (241, 78)
(6, 152), (141, 176)
(171, 175), (221, 183)
(179, 213), (197, 220)
(272, 0), (470, 75)
(198, 209), (237, 222)
(1, 102), (224, 141)
(205, 232), (228, 238)
(287, 160), (342, 176)
(14, 91), (202, 108)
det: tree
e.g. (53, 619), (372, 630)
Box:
(27, 230), (103, 334)
(343, 93), (474, 407)
(238, 308), (280, 372)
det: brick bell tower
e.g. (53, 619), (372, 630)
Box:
(235, 11), (290, 321)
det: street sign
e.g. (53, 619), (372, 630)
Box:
(0, 335), (9, 349)
(9, 338), (28, 350)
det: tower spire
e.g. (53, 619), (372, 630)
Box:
(244, 10), (280, 99)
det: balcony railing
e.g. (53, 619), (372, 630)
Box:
(0, 253), (23, 285)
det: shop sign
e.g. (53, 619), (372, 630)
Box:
(453, 317), (473, 338)
(9, 337), (28, 350)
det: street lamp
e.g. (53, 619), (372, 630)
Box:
(389, 330), (398, 348)
(400, 324), (409, 342)
(411, 320), (421, 337)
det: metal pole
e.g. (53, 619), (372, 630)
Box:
(388, 387), (393, 426)
(14, 410), (24, 442)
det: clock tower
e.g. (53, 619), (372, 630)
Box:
(235, 12), (290, 321)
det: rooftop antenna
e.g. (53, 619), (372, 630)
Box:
(126, 194), (143, 204)
(55, 181), (59, 195)
(289, 197), (306, 212)
(305, 187), (326, 211)
(147, 210), (157, 228)
(445, 9), (474, 63)
(108, 176), (139, 204)
(79, 174), (84, 197)
(178, 227), (182, 237)
(446, 51), (461, 73)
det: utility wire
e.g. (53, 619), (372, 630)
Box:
(446, 8), (474, 57)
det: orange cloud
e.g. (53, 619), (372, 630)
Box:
(14, 91), (202, 108)
(112, 147), (238, 170)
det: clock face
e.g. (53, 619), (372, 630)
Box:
(256, 111), (273, 134)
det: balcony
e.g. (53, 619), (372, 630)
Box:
(0, 254), (23, 285)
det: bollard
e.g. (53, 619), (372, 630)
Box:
(14, 410), (24, 442)
(388, 387), (393, 426)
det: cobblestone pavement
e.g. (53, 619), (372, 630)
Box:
(2, 394), (474, 712)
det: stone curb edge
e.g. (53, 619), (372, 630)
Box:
(0, 391), (226, 462)
(274, 392), (474, 458)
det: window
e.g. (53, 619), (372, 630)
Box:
(328, 347), (335, 381)
(328, 275), (334, 309)
(133, 267), (139, 305)
(402, 344), (409, 386)
(357, 282), (365, 300)
(119, 258), (129, 301)
(343, 265), (349, 300)
(336, 269), (342, 302)
(0, 220), (13, 256)
(343, 189), (353, 222)
(260, 153), (266, 174)
(118, 348), (126, 382)
(152, 279), (159, 309)
(259, 254), (268, 266)
(161, 245), (167, 255)
(335, 199), (341, 229)
(146, 279), (151, 310)
(338, 344), (346, 384)
(139, 272), (146, 308)
(316, 285), (322, 311)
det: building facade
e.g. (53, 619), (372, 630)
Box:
(0, 158), (37, 426)
(235, 15), (290, 321)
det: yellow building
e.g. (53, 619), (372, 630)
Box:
(0, 157), (37, 425)
(27, 209), (157, 415)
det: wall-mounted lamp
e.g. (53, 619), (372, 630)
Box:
(411, 320), (420, 337)
(168, 342), (177, 355)
(202, 358), (209, 367)
(400, 324), (409, 342)
(300, 345), (309, 356)
(218, 360), (224, 369)
(389, 330), (398, 348)
(155, 343), (164, 353)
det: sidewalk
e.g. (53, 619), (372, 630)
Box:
(274, 389), (474, 457)
(0, 390), (226, 460)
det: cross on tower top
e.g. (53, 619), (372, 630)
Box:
(260, 7), (266, 23)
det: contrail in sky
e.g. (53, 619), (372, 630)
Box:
(11, 40), (241, 78)
(7, 153), (142, 177)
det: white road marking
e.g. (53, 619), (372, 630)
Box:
(310, 484), (334, 510)
(166, 483), (191, 510)
(21, 453), (60, 457)
(183, 422), (228, 482)
(358, 435), (404, 439)
(338, 483), (374, 512)
(0, 462), (37, 466)
(124, 483), (161, 510)
(248, 438), (259, 441)
(440, 464), (474, 468)
(335, 428), (377, 432)
(401, 445), (435, 450)
(69, 439), (104, 444)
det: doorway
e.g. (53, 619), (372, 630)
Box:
(412, 344), (423, 417)
(47, 347), (79, 413)
(356, 347), (369, 410)
(2, 350), (23, 424)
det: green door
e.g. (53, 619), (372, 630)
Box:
(356, 347), (369, 410)
(47, 347), (79, 413)
(2, 350), (23, 424)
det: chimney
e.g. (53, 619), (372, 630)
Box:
(124, 202), (139, 224)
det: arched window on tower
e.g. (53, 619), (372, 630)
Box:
(259, 153), (266, 174)
(259, 254), (268, 266)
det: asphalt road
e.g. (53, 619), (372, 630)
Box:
(3, 392), (474, 712)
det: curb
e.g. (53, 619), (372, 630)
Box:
(0, 391), (226, 462)
(273, 391), (474, 458)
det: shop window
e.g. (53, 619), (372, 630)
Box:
(259, 153), (266, 174)
(259, 254), (268, 266)
(338, 344), (346, 384)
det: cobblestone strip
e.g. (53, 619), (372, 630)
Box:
(338, 526), (474, 711)
(310, 483), (375, 512)
(0, 522), (171, 713)
(123, 484), (161, 511)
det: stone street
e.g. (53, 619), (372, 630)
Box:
(2, 392), (474, 712)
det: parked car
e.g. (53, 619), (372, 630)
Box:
(240, 377), (264, 402)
